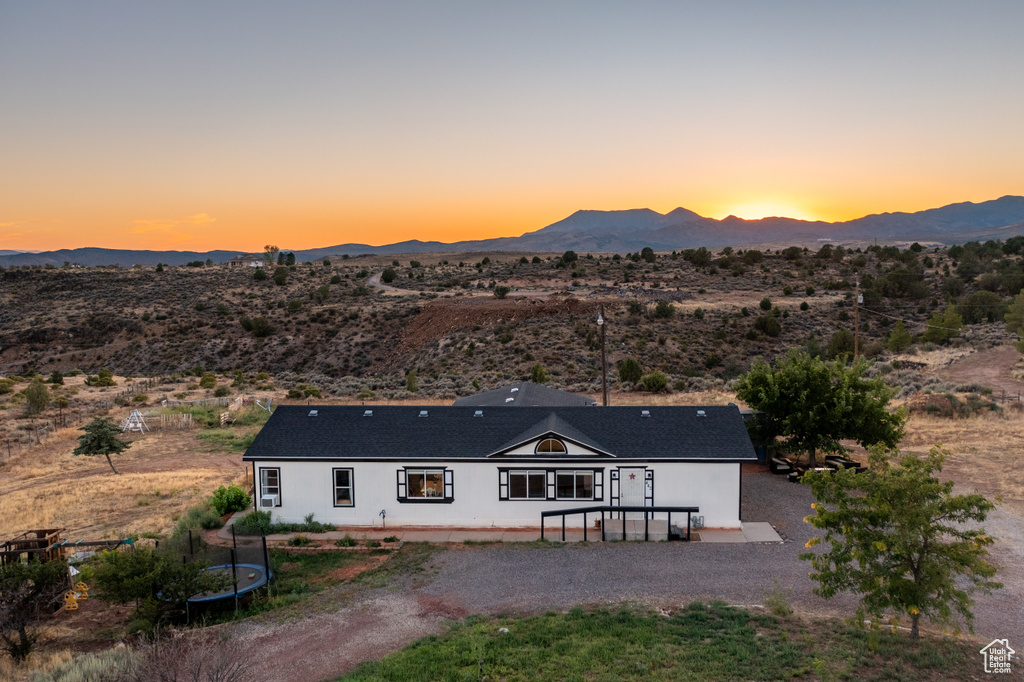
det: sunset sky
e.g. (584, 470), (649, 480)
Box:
(2, 2), (1022, 252)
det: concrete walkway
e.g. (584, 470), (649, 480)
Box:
(217, 513), (783, 544)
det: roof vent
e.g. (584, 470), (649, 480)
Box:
(641, 410), (650, 418)
(308, 410), (318, 417)
(474, 410), (483, 417)
(510, 387), (519, 393)
(363, 410), (373, 417)
(697, 410), (706, 417)
(419, 410), (428, 418)
(505, 397), (514, 403)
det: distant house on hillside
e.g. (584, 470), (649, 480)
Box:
(226, 255), (263, 268)
(452, 382), (598, 408)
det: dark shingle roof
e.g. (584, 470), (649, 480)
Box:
(452, 382), (598, 407)
(243, 405), (756, 462)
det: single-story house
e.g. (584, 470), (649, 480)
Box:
(242, 404), (756, 529)
(226, 255), (263, 268)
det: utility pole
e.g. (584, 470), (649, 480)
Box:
(597, 305), (608, 407)
(854, 281), (861, 360)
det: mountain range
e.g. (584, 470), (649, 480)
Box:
(2, 196), (1023, 267)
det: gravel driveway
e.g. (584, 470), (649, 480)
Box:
(230, 469), (1023, 681)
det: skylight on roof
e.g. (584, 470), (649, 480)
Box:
(308, 410), (318, 417)
(474, 410), (483, 417)
(419, 410), (428, 417)
(505, 397), (515, 403)
(641, 410), (650, 418)
(363, 410), (373, 417)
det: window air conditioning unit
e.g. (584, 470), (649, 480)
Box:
(260, 494), (279, 508)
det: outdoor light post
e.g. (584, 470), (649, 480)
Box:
(597, 305), (608, 407)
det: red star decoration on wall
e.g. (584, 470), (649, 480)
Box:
(629, 473), (636, 480)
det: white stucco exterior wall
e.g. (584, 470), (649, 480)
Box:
(253, 460), (742, 529)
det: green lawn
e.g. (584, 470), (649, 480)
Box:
(340, 602), (978, 681)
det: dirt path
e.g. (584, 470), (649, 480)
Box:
(229, 591), (452, 681)
(934, 344), (1024, 398)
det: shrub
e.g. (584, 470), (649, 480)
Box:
(23, 379), (50, 415)
(805, 286), (815, 296)
(253, 268), (267, 281)
(754, 315), (781, 337)
(640, 371), (668, 392)
(760, 297), (772, 311)
(199, 372), (217, 389)
(250, 316), (273, 338)
(211, 484), (252, 515)
(783, 286), (793, 296)
(800, 301), (809, 311)
(234, 510), (273, 535)
(958, 290), (1008, 324)
(288, 535), (313, 547)
(530, 363), (548, 384)
(383, 535), (399, 543)
(335, 534), (357, 547)
(654, 301), (674, 319)
(214, 385), (230, 397)
(86, 368), (117, 387)
(693, 307), (704, 320)
(827, 329), (856, 359)
(493, 286), (511, 299)
(381, 268), (397, 283)
(887, 320), (913, 352)
(618, 358), (643, 383)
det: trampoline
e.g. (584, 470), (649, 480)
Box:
(187, 563), (273, 604)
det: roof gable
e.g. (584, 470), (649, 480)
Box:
(488, 414), (613, 456)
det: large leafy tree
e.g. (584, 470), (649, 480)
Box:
(74, 417), (132, 474)
(0, 559), (69, 662)
(801, 446), (1001, 638)
(734, 350), (904, 465)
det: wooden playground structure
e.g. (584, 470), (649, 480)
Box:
(1, 528), (131, 611)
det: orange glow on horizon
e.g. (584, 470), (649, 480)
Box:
(712, 202), (820, 222)
(0, 190), (1018, 253)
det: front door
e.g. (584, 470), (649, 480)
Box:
(617, 467), (651, 519)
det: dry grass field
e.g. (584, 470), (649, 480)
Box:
(902, 410), (1024, 514)
(0, 426), (247, 540)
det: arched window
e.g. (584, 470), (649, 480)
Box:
(535, 438), (566, 454)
